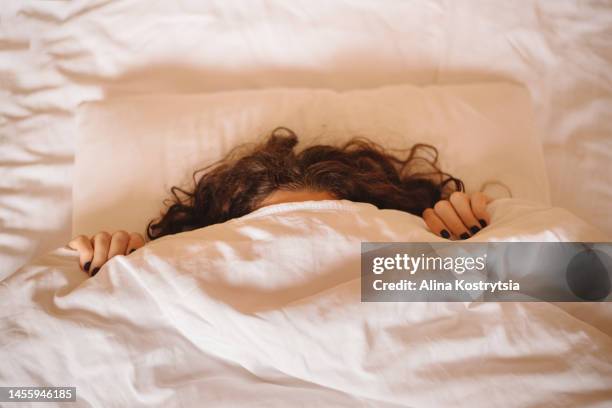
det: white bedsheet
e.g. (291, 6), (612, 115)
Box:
(1, 199), (611, 407)
(1, 1), (611, 275)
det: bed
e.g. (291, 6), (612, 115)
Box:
(2, 197), (611, 406)
(2, 0), (611, 276)
(1, 1), (612, 406)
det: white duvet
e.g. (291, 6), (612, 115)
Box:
(1, 199), (611, 407)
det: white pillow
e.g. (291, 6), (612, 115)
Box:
(73, 83), (550, 237)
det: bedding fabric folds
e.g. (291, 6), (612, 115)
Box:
(1, 200), (611, 407)
(2, 0), (612, 276)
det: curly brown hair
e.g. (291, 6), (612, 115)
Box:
(147, 127), (464, 240)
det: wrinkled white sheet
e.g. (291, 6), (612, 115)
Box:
(1, 2), (611, 279)
(1, 199), (611, 407)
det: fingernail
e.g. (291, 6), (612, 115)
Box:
(129, 249), (136, 254)
(479, 219), (487, 228)
(470, 225), (480, 235)
(92, 267), (100, 276)
(460, 232), (470, 240)
(440, 229), (450, 239)
(83, 261), (91, 272)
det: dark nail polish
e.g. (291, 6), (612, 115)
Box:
(460, 232), (470, 240)
(440, 229), (450, 239)
(92, 267), (100, 276)
(129, 249), (136, 254)
(83, 261), (91, 272)
(470, 225), (480, 235)
(479, 219), (487, 228)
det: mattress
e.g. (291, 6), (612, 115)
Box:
(1, 1), (611, 275)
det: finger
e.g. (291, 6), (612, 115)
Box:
(126, 232), (145, 254)
(449, 192), (482, 235)
(108, 230), (130, 259)
(68, 235), (94, 272)
(90, 231), (111, 276)
(470, 192), (491, 228)
(422, 208), (452, 239)
(433, 200), (470, 240)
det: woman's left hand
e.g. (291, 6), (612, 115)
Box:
(68, 231), (145, 276)
(422, 192), (491, 240)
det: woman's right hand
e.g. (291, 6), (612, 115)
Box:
(422, 192), (491, 240)
(68, 231), (145, 276)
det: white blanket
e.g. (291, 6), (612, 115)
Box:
(1, 199), (611, 407)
